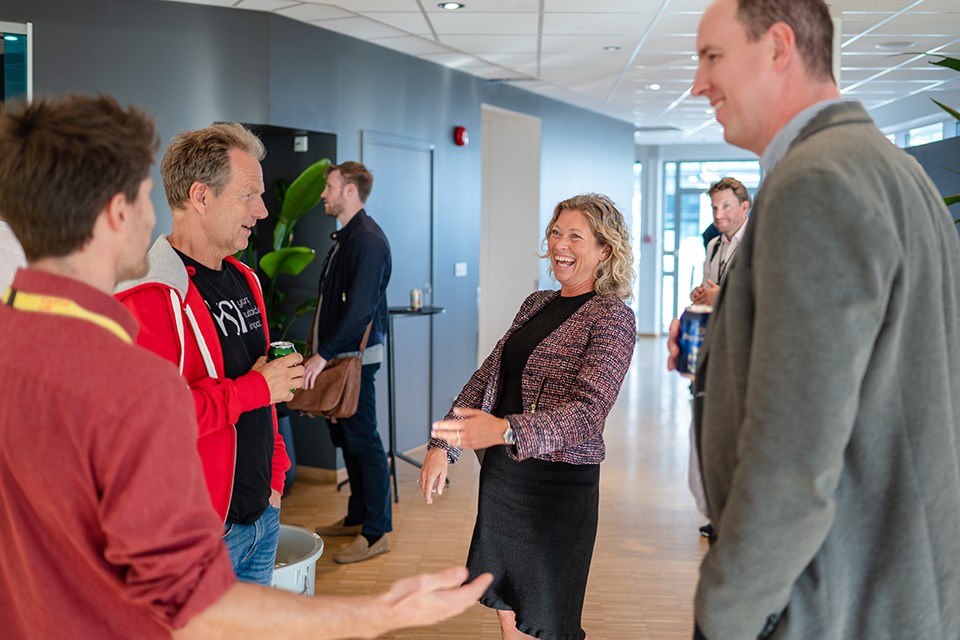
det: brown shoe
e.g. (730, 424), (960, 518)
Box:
(333, 534), (390, 564)
(315, 518), (363, 537)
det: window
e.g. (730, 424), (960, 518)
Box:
(907, 122), (943, 147)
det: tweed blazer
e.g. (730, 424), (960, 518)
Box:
(430, 290), (635, 465)
(693, 102), (960, 640)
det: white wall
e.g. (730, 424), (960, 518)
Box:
(479, 105), (542, 366)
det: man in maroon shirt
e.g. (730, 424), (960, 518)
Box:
(0, 94), (490, 639)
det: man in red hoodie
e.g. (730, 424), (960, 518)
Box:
(116, 123), (302, 585)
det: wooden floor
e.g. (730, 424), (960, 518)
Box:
(280, 336), (706, 639)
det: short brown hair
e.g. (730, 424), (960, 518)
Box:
(736, 0), (834, 82)
(160, 123), (265, 210)
(0, 94), (158, 261)
(543, 194), (635, 300)
(327, 161), (373, 203)
(707, 177), (751, 207)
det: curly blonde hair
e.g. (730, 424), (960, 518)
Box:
(542, 193), (635, 300)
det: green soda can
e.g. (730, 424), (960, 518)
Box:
(268, 340), (297, 361)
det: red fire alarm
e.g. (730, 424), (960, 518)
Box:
(453, 126), (469, 146)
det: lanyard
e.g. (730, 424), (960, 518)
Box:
(3, 287), (132, 344)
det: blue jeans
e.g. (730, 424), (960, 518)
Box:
(222, 504), (280, 585)
(326, 363), (392, 537)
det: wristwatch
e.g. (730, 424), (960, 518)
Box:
(502, 421), (516, 446)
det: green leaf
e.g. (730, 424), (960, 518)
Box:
(929, 55), (960, 73)
(260, 246), (316, 279)
(292, 297), (317, 319)
(945, 194), (960, 207)
(931, 99), (960, 123)
(272, 220), (292, 252)
(274, 158), (330, 249)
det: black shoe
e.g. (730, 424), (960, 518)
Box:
(698, 523), (714, 538)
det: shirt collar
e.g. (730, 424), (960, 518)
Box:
(720, 218), (749, 247)
(761, 99), (845, 174)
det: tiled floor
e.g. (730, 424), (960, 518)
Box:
(280, 336), (706, 639)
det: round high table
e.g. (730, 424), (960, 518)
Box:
(385, 305), (445, 502)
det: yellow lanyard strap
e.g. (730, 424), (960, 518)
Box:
(3, 287), (132, 344)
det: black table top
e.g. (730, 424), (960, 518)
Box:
(388, 305), (445, 318)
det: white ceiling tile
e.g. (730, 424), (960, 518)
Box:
(424, 0), (540, 13)
(276, 4), (354, 22)
(368, 35), (453, 55)
(546, 0), (674, 12)
(430, 13), (540, 35)
(655, 12), (708, 33)
(234, 0), (299, 12)
(437, 34), (537, 53)
(317, 0), (420, 10)
(312, 16), (410, 39)
(540, 34), (643, 53)
(358, 11), (433, 34)
(541, 13), (657, 34)
(537, 51), (631, 67)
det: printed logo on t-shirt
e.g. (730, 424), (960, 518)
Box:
(207, 296), (264, 337)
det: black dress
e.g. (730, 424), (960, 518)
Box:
(467, 292), (599, 640)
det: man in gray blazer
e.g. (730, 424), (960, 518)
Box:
(670, 0), (960, 638)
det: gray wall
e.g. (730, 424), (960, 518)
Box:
(906, 136), (960, 224)
(2, 0), (634, 470)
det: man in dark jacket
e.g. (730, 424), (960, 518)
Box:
(303, 161), (394, 564)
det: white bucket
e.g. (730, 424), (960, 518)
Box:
(271, 524), (324, 596)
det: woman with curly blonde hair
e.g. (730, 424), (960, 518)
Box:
(421, 193), (637, 640)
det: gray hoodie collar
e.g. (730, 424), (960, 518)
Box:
(114, 235), (189, 297)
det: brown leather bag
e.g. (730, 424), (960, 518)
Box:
(287, 323), (372, 420)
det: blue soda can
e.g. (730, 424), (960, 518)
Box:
(676, 304), (711, 378)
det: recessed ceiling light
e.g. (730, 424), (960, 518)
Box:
(438, 2), (464, 9)
(646, 83), (662, 91)
(875, 41), (916, 51)
(603, 45), (621, 52)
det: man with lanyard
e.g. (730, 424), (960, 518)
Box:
(303, 161), (394, 565)
(116, 123), (302, 585)
(670, 0), (960, 638)
(0, 92), (492, 640)
(687, 176), (751, 540)
(690, 176), (750, 307)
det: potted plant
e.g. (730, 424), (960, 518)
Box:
(239, 157), (331, 351)
(238, 157), (330, 494)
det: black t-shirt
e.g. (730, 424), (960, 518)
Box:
(176, 251), (273, 525)
(493, 291), (595, 418)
